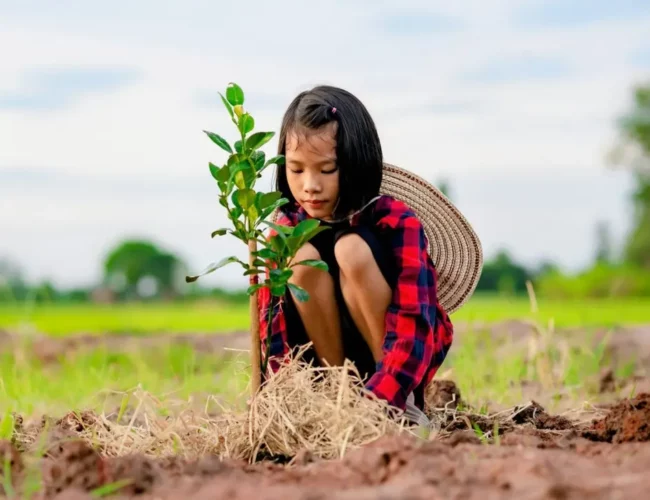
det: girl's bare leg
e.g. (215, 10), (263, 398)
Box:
(335, 234), (392, 362)
(289, 243), (344, 366)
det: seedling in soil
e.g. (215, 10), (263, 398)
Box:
(186, 82), (329, 394)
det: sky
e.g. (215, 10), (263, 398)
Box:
(1, 0), (649, 290)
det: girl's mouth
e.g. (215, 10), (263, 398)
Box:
(305, 200), (325, 208)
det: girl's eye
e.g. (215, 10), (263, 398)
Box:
(322, 168), (338, 175)
(288, 169), (302, 174)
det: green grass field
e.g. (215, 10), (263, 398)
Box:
(2, 294), (650, 336)
(1, 294), (648, 418)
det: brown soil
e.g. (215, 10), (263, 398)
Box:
(582, 393), (650, 443)
(5, 321), (650, 372)
(2, 393), (650, 499)
(3, 324), (650, 498)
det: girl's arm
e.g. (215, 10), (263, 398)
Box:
(365, 201), (450, 410)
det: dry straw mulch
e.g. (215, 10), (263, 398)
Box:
(11, 346), (601, 465)
(13, 347), (416, 463)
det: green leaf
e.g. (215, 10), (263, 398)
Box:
(248, 205), (259, 223)
(219, 92), (234, 119)
(211, 228), (229, 238)
(116, 393), (130, 424)
(293, 259), (328, 272)
(264, 155), (285, 168)
(239, 113), (254, 135)
(0, 411), (14, 440)
(262, 220), (292, 247)
(286, 235), (302, 254)
(244, 268), (265, 276)
(217, 164), (231, 183)
(254, 248), (277, 260)
(204, 131), (233, 153)
(227, 162), (252, 191)
(226, 82), (244, 106)
(227, 153), (245, 166)
(270, 268), (293, 284)
(234, 188), (255, 210)
(287, 225), (331, 254)
(247, 283), (264, 295)
(301, 225), (330, 242)
(259, 198), (290, 221)
(209, 162), (221, 181)
(270, 234), (286, 254)
(271, 282), (287, 297)
(251, 150), (265, 171)
(293, 219), (321, 238)
(288, 283), (309, 302)
(245, 131), (275, 151)
(259, 220), (292, 240)
(234, 140), (243, 153)
(230, 205), (244, 223)
(259, 191), (282, 209)
(185, 256), (243, 282)
(240, 167), (256, 189)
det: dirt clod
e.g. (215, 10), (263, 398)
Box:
(425, 379), (461, 411)
(513, 401), (574, 431)
(599, 369), (616, 393)
(107, 454), (160, 494)
(583, 393), (650, 443)
(57, 410), (109, 434)
(51, 489), (93, 500)
(42, 440), (107, 497)
(440, 429), (482, 446)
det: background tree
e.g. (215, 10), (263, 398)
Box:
(0, 257), (28, 302)
(103, 240), (187, 299)
(436, 178), (453, 200)
(594, 220), (613, 264)
(608, 82), (650, 269)
(475, 249), (532, 295)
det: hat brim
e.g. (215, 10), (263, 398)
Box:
(380, 163), (483, 314)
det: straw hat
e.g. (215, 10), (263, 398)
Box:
(272, 162), (483, 314)
(379, 163), (483, 314)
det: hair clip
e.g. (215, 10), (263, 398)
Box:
(331, 107), (337, 114)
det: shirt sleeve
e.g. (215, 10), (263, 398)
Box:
(364, 211), (436, 410)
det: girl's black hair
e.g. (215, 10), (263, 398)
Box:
(275, 85), (383, 219)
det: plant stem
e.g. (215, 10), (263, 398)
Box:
(248, 238), (261, 395)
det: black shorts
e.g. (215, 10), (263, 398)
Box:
(283, 220), (396, 382)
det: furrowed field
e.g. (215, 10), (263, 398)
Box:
(2, 294), (650, 414)
(2, 294), (650, 498)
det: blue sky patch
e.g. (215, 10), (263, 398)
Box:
(515, 0), (650, 27)
(0, 66), (140, 111)
(379, 11), (463, 36)
(630, 46), (650, 68)
(461, 55), (572, 84)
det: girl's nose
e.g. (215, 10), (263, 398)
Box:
(304, 175), (321, 193)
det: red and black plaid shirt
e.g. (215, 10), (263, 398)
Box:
(258, 195), (453, 411)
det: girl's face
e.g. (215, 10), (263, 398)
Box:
(285, 123), (340, 221)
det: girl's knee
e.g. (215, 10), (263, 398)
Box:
(290, 243), (324, 286)
(334, 234), (374, 279)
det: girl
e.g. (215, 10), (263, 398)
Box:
(258, 85), (482, 422)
